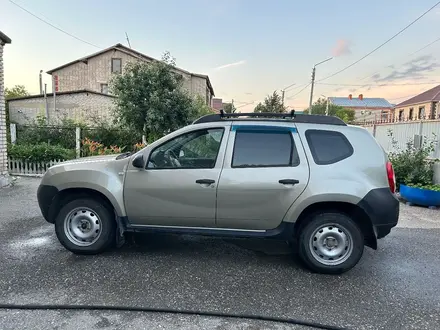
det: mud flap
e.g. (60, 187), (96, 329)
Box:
(115, 215), (126, 248)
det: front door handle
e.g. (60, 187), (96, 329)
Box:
(279, 179), (300, 185)
(196, 179), (215, 185)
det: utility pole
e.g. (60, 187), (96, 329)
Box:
(231, 99), (234, 113)
(326, 96), (329, 116)
(308, 67), (316, 113)
(44, 84), (49, 123)
(308, 57), (333, 114)
(125, 32), (132, 48)
(281, 90), (285, 106)
(53, 75), (56, 115)
(39, 70), (43, 95)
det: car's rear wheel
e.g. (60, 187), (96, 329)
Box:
(298, 212), (364, 274)
(55, 197), (115, 254)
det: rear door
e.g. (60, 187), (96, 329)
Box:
(216, 124), (310, 230)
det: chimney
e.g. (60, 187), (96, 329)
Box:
(359, 94), (363, 100)
(348, 94), (352, 100)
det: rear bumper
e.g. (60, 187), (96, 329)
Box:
(357, 187), (399, 240)
(37, 184), (59, 223)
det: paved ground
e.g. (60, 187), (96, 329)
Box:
(1, 177), (440, 330)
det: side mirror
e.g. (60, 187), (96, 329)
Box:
(132, 154), (145, 169)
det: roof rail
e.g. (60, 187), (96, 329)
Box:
(192, 109), (346, 126)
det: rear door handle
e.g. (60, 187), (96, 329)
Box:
(279, 179), (299, 185)
(196, 179), (215, 185)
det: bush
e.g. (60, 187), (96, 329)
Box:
(388, 131), (438, 190)
(81, 125), (141, 150)
(15, 116), (78, 149)
(81, 138), (124, 157)
(8, 143), (76, 162)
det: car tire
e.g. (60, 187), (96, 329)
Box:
(298, 212), (364, 275)
(55, 197), (116, 255)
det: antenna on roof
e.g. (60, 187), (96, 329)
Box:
(125, 32), (132, 48)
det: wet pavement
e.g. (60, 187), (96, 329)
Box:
(0, 177), (440, 330)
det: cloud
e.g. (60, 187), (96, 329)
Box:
(213, 60), (246, 71)
(373, 55), (439, 82)
(331, 39), (352, 57)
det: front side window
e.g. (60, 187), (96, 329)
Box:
(232, 129), (298, 168)
(111, 58), (122, 73)
(148, 128), (224, 169)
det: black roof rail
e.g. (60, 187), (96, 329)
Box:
(192, 109), (346, 126)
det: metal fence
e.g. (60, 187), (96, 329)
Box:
(361, 120), (440, 158)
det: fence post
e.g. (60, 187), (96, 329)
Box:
(372, 124), (377, 137)
(75, 126), (81, 158)
(10, 123), (16, 144)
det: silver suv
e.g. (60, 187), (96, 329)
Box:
(37, 111), (399, 274)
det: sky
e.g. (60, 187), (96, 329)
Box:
(2, 0), (440, 111)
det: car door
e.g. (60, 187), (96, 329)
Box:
(124, 126), (228, 227)
(216, 124), (309, 230)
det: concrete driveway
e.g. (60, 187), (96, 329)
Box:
(1, 177), (439, 330)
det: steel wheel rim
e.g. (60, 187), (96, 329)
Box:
(309, 223), (353, 266)
(64, 207), (102, 246)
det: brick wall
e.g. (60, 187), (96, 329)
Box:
(51, 49), (212, 104)
(0, 42), (8, 181)
(8, 92), (115, 126)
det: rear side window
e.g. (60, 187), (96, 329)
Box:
(305, 129), (353, 165)
(232, 129), (299, 167)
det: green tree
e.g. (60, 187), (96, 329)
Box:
(110, 52), (198, 142)
(191, 95), (215, 118)
(5, 85), (30, 142)
(253, 91), (286, 113)
(223, 102), (236, 113)
(304, 98), (355, 123)
(5, 85), (29, 100)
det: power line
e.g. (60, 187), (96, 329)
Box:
(235, 101), (255, 109)
(389, 93), (419, 101)
(285, 83), (312, 100)
(317, 1), (440, 82)
(9, 0), (101, 49)
(356, 36), (440, 83)
(316, 81), (440, 87)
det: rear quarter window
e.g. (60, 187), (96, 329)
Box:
(305, 129), (353, 165)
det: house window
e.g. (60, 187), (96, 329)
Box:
(399, 110), (404, 121)
(418, 106), (425, 119)
(100, 84), (109, 94)
(409, 108), (414, 120)
(111, 58), (122, 74)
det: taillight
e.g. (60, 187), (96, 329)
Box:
(386, 161), (396, 193)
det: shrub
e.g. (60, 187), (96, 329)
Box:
(388, 131), (438, 190)
(8, 143), (75, 162)
(81, 124), (141, 150)
(15, 116), (78, 149)
(81, 138), (124, 157)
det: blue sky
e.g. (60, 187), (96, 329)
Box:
(2, 0), (440, 110)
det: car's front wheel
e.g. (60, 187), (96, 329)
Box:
(55, 197), (115, 254)
(298, 212), (364, 274)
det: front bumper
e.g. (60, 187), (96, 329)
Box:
(37, 184), (59, 223)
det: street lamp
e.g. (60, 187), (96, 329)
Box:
(309, 57), (332, 114)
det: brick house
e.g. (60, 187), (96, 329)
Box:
(8, 43), (215, 125)
(329, 94), (394, 121)
(394, 85), (440, 121)
(0, 31), (11, 187)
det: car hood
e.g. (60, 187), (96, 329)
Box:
(48, 153), (134, 172)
